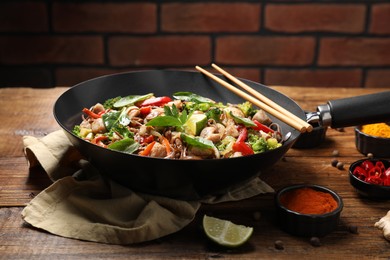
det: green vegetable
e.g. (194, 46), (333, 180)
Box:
(102, 110), (121, 130)
(180, 133), (215, 149)
(72, 125), (81, 136)
(249, 135), (268, 153)
(118, 106), (137, 126)
(183, 113), (208, 136)
(217, 136), (236, 156)
(113, 93), (153, 108)
(238, 101), (256, 117)
(229, 112), (257, 127)
(146, 116), (183, 127)
(248, 134), (281, 153)
(146, 104), (188, 128)
(206, 107), (222, 122)
(103, 96), (122, 109)
(173, 92), (214, 104)
(107, 124), (133, 139)
(267, 138), (281, 150)
(108, 138), (139, 154)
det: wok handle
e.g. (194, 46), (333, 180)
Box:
(317, 91), (390, 128)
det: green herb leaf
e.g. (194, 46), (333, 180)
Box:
(118, 107), (132, 126)
(164, 104), (180, 118)
(108, 124), (133, 139)
(102, 111), (121, 130)
(179, 109), (188, 124)
(229, 112), (257, 127)
(180, 133), (215, 149)
(113, 93), (153, 108)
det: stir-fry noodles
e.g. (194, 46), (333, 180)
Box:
(72, 92), (283, 159)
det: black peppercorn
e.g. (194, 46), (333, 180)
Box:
(274, 240), (284, 250)
(310, 237), (321, 247)
(331, 159), (339, 167)
(336, 161), (344, 170)
(348, 225), (359, 234)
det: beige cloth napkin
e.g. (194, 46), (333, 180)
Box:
(22, 130), (274, 244)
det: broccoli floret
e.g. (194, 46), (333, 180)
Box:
(238, 101), (256, 117)
(217, 136), (236, 156)
(206, 107), (222, 122)
(267, 138), (282, 150)
(72, 125), (81, 137)
(248, 133), (280, 153)
(103, 96), (122, 109)
(248, 134), (268, 153)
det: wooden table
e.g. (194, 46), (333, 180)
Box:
(1, 86), (389, 259)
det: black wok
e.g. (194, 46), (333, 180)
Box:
(54, 70), (390, 200)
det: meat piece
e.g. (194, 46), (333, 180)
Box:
(92, 103), (105, 114)
(252, 110), (272, 125)
(200, 127), (221, 143)
(145, 107), (164, 121)
(80, 120), (91, 129)
(225, 106), (245, 118)
(224, 119), (239, 138)
(150, 142), (167, 158)
(128, 107), (140, 118)
(91, 118), (106, 134)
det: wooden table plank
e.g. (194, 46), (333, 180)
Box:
(0, 86), (389, 259)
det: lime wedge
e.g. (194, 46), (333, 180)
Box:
(183, 113), (207, 136)
(202, 215), (253, 248)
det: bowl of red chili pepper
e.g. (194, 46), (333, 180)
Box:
(275, 184), (343, 237)
(349, 159), (390, 200)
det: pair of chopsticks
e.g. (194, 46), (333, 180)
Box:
(195, 64), (313, 133)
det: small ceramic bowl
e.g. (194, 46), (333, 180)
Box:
(349, 158), (390, 200)
(355, 126), (390, 158)
(275, 184), (343, 237)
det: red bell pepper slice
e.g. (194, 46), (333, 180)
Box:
(140, 135), (155, 144)
(252, 120), (274, 133)
(236, 126), (248, 143)
(139, 106), (152, 117)
(233, 141), (254, 156)
(140, 96), (172, 107)
(82, 108), (101, 119)
(233, 127), (254, 155)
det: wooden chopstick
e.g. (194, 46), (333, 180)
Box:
(195, 65), (311, 133)
(211, 64), (313, 133)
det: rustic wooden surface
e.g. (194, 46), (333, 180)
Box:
(0, 86), (389, 259)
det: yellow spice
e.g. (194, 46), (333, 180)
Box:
(361, 123), (390, 138)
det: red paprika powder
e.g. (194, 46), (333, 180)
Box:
(279, 187), (338, 215)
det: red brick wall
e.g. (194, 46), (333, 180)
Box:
(1, 1), (389, 88)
